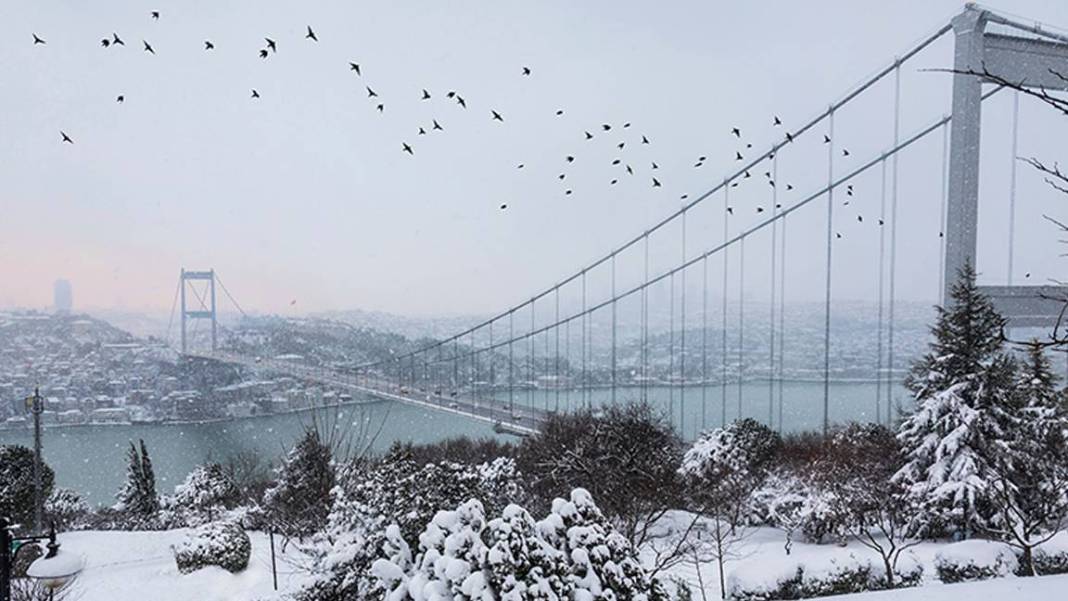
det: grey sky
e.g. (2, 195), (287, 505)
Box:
(1, 1), (1066, 317)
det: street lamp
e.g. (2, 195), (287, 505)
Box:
(0, 519), (82, 601)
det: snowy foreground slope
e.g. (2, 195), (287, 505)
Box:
(52, 527), (1067, 601)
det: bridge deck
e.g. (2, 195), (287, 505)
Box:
(186, 352), (545, 436)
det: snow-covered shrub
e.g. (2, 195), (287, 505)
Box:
(172, 520), (251, 575)
(263, 427), (335, 538)
(370, 488), (665, 601)
(934, 540), (1017, 583)
(727, 551), (921, 600)
(114, 439), (160, 529)
(1020, 532), (1068, 576)
(295, 454), (526, 601)
(170, 462), (241, 526)
(44, 487), (90, 531)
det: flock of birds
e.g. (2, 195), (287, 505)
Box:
(28, 9), (955, 247)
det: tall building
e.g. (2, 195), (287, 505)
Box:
(54, 279), (73, 313)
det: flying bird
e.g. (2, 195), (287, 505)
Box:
(151, 11), (160, 20)
(376, 103), (384, 112)
(786, 132), (794, 143)
(623, 122), (631, 128)
(652, 178), (662, 188)
(422, 89), (431, 100)
(306, 26), (318, 42)
(116, 95), (124, 103)
(612, 159), (621, 165)
(402, 142), (413, 155)
(824, 134), (831, 144)
(558, 174), (566, 180)
(642, 135), (649, 144)
(585, 131), (593, 140)
(602, 124), (611, 131)
(33, 34), (46, 45)
(60, 131), (73, 144)
(446, 91), (456, 98)
(259, 49), (268, 59)
(456, 96), (466, 108)
(101, 38), (110, 48)
(349, 62), (361, 75)
(727, 207), (734, 215)
(774, 116), (782, 126)
(522, 66), (531, 76)
(681, 194), (689, 200)
(143, 40), (154, 54)
(367, 86), (378, 98)
(626, 165), (633, 175)
(786, 184), (794, 190)
(565, 190), (572, 195)
(756, 207), (765, 213)
(878, 219), (884, 225)
(735, 152), (743, 161)
(618, 142), (625, 150)
(651, 162), (658, 169)
(842, 148), (850, 156)
(857, 215), (863, 222)
(418, 127), (427, 135)
(265, 38), (277, 52)
(611, 179), (618, 185)
(517, 164), (524, 169)
(112, 33), (124, 46)
(744, 171), (751, 178)
(500, 203), (507, 210)
(251, 89), (260, 98)
(556, 110), (564, 116)
(491, 110), (503, 122)
(565, 156), (575, 163)
(836, 232), (843, 239)
(204, 40), (214, 50)
(432, 119), (443, 131)
(731, 127), (741, 137)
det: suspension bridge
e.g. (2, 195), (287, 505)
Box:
(171, 5), (1067, 438)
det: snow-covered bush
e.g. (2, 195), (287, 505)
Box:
(263, 427), (335, 538)
(727, 551), (922, 600)
(44, 487), (90, 531)
(170, 462), (241, 526)
(933, 540), (1017, 583)
(370, 488), (666, 601)
(295, 454), (526, 601)
(0, 444), (56, 528)
(172, 520), (251, 575)
(114, 439), (160, 529)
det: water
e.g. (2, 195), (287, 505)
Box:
(0, 380), (908, 505)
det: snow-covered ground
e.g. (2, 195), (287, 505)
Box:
(31, 525), (1067, 600)
(52, 530), (304, 601)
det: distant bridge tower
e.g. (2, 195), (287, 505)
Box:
(180, 269), (217, 354)
(947, 4), (1068, 325)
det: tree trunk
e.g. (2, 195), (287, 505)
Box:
(883, 556), (895, 589)
(1020, 546), (1035, 577)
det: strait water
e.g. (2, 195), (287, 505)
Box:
(0, 380), (908, 504)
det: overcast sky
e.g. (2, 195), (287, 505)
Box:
(1, 1), (1067, 317)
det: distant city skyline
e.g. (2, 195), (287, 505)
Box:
(1, 1), (1066, 317)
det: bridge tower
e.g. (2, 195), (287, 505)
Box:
(179, 268), (217, 354)
(946, 4), (1068, 325)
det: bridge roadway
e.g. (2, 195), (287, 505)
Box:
(185, 351), (544, 436)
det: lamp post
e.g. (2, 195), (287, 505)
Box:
(23, 388), (44, 533)
(0, 518), (81, 601)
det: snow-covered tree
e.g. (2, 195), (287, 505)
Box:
(0, 444), (55, 530)
(370, 489), (664, 601)
(171, 462), (241, 525)
(987, 342), (1068, 575)
(894, 263), (1017, 539)
(679, 419), (780, 598)
(296, 453), (525, 601)
(263, 427), (335, 539)
(115, 439), (160, 528)
(45, 487), (90, 531)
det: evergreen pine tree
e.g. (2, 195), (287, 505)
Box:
(894, 262), (1017, 539)
(263, 427), (335, 538)
(115, 438), (160, 528)
(989, 341), (1068, 575)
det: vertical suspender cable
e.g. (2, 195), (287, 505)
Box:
(738, 234), (746, 420)
(530, 301), (535, 412)
(822, 106), (835, 437)
(722, 181), (730, 427)
(1007, 91), (1020, 285)
(643, 234), (650, 403)
(680, 211), (687, 437)
(555, 288), (561, 412)
(769, 154), (779, 428)
(778, 215), (787, 432)
(669, 272), (676, 420)
(612, 253), (618, 408)
(582, 271), (588, 409)
(701, 253), (709, 434)
(509, 311), (515, 414)
(887, 61), (902, 425)
(565, 313), (571, 413)
(489, 320), (495, 417)
(876, 157), (887, 425)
